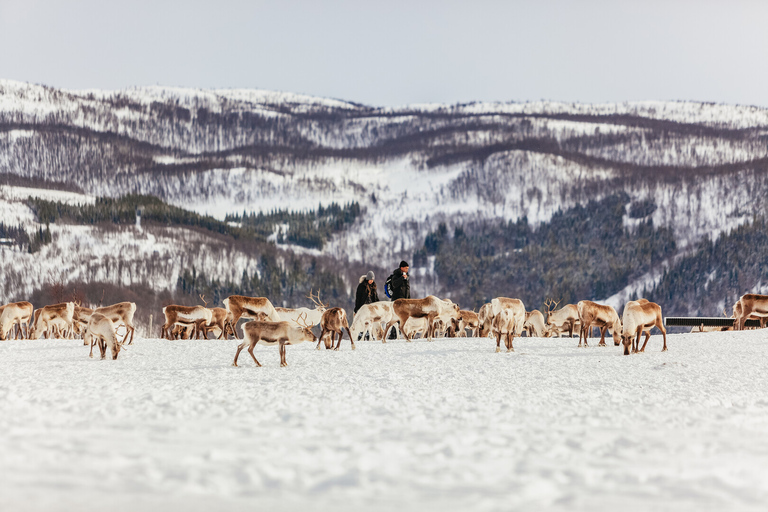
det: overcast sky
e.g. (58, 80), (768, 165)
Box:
(1, 0), (766, 107)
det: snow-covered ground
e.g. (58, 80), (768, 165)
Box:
(2, 330), (767, 511)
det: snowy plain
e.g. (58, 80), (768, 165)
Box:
(2, 330), (768, 511)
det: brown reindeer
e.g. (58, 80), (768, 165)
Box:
(232, 314), (317, 367)
(86, 313), (122, 360)
(161, 305), (212, 339)
(577, 300), (621, 347)
(734, 294), (768, 330)
(545, 300), (580, 338)
(0, 301), (34, 340)
(457, 310), (480, 337)
(93, 302), (137, 344)
(318, 307), (354, 350)
(223, 295), (281, 338)
(29, 302), (75, 339)
(492, 308), (517, 352)
(621, 299), (667, 355)
(477, 303), (494, 338)
(523, 310), (546, 337)
(383, 296), (461, 342)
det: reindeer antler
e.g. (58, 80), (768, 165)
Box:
(199, 294), (208, 307)
(294, 311), (311, 329)
(307, 289), (327, 309)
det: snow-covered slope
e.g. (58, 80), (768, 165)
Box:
(2, 331), (767, 511)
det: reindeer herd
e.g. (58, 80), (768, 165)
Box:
(3, 290), (768, 366)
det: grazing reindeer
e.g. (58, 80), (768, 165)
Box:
(402, 316), (430, 339)
(86, 313), (122, 360)
(0, 301), (34, 340)
(577, 300), (621, 347)
(160, 305), (213, 339)
(201, 307), (237, 339)
(318, 307), (354, 350)
(457, 310), (480, 337)
(734, 294), (768, 330)
(477, 303), (494, 338)
(232, 313), (317, 367)
(223, 295), (281, 338)
(492, 308), (517, 352)
(73, 305), (94, 342)
(350, 301), (395, 342)
(545, 300), (580, 338)
(621, 299), (667, 355)
(523, 310), (547, 337)
(383, 296), (461, 343)
(276, 289), (327, 327)
(29, 302), (75, 339)
(94, 302), (137, 344)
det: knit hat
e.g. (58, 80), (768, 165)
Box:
(399, 260), (409, 268)
(366, 271), (375, 281)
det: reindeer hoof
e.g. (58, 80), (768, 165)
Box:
(280, 363), (287, 367)
(662, 347), (668, 352)
(231, 363), (238, 367)
(333, 347), (339, 351)
(495, 347), (501, 353)
(507, 348), (514, 352)
(351, 345), (356, 350)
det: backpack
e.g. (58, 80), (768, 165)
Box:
(385, 272), (395, 299)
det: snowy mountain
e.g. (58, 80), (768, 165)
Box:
(1, 79), (768, 312)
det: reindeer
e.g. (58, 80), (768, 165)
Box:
(160, 305), (213, 339)
(383, 296), (461, 342)
(29, 302), (75, 339)
(73, 305), (94, 342)
(200, 307), (237, 339)
(402, 316), (430, 339)
(93, 302), (137, 344)
(276, 289), (327, 327)
(492, 308), (517, 352)
(577, 300), (621, 347)
(621, 299), (667, 355)
(544, 299), (580, 338)
(223, 295), (281, 338)
(523, 310), (547, 337)
(232, 314), (317, 367)
(734, 295), (768, 330)
(350, 301), (395, 342)
(318, 307), (354, 350)
(457, 310), (479, 337)
(477, 303), (494, 338)
(0, 301), (34, 340)
(86, 313), (123, 360)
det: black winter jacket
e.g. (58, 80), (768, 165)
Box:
(390, 268), (410, 301)
(354, 276), (380, 313)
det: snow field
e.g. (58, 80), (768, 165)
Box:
(2, 331), (768, 511)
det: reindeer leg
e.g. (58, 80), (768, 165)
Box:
(496, 332), (501, 353)
(382, 321), (395, 343)
(246, 342), (262, 367)
(280, 342), (288, 367)
(639, 330), (651, 352)
(507, 333), (515, 352)
(232, 342), (246, 366)
(317, 328), (326, 350)
(598, 326), (607, 347)
(345, 327), (355, 350)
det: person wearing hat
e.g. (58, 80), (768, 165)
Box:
(387, 261), (411, 339)
(354, 270), (380, 314)
(390, 261), (411, 301)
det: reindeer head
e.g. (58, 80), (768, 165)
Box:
(620, 333), (633, 355)
(294, 312), (318, 342)
(111, 340), (124, 360)
(611, 319), (623, 346)
(543, 298), (560, 323)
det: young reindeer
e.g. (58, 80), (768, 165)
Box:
(457, 310), (480, 337)
(86, 313), (123, 360)
(492, 308), (517, 352)
(161, 305), (212, 339)
(232, 313), (317, 367)
(318, 307), (354, 350)
(0, 301), (34, 340)
(621, 299), (667, 355)
(577, 300), (622, 347)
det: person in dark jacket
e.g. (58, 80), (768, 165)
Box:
(354, 271), (379, 313)
(388, 261), (410, 339)
(390, 261), (410, 301)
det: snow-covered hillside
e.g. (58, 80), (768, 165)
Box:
(2, 79), (768, 307)
(2, 331), (767, 511)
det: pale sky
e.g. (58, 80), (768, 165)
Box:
(1, 0), (766, 107)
